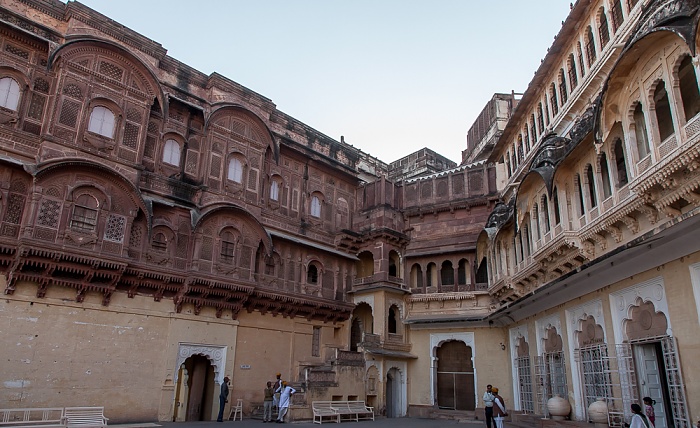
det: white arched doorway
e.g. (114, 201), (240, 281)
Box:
(172, 343), (228, 422)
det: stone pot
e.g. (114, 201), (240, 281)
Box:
(588, 398), (609, 425)
(547, 395), (571, 420)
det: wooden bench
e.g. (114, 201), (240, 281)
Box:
(312, 402), (340, 424)
(330, 401), (374, 422)
(0, 408), (65, 428)
(63, 408), (107, 428)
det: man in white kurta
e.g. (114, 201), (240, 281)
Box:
(276, 382), (296, 423)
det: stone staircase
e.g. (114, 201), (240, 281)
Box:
(428, 408), (479, 421)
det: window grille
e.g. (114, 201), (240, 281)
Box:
(660, 337), (691, 428)
(103, 214), (126, 243)
(535, 352), (567, 416)
(516, 356), (535, 413)
(611, 0), (624, 32)
(220, 236), (235, 264)
(599, 13), (610, 47)
(312, 326), (321, 357)
(586, 28), (597, 66)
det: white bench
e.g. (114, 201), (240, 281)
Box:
(63, 408), (107, 428)
(312, 402), (339, 424)
(0, 408), (65, 428)
(330, 401), (374, 422)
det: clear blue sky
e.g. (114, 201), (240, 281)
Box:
(71, 1), (572, 164)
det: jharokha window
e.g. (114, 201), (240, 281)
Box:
(270, 180), (280, 201)
(71, 194), (99, 233)
(307, 264), (319, 284)
(310, 195), (322, 218)
(152, 232), (167, 252)
(228, 158), (244, 183)
(0, 77), (20, 111)
(220, 230), (235, 264)
(163, 139), (181, 166)
(87, 106), (116, 138)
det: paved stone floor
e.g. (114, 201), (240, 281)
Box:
(113, 417), (490, 428)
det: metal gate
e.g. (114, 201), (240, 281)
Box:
(515, 356), (534, 413)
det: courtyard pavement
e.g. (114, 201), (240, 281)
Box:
(112, 417), (497, 428)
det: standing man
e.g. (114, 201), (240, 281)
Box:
(272, 373), (283, 411)
(217, 376), (230, 422)
(263, 381), (275, 423)
(483, 384), (495, 428)
(275, 381), (296, 423)
(492, 387), (507, 428)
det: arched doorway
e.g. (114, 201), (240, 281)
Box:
(437, 340), (475, 410)
(179, 355), (215, 421)
(386, 368), (401, 418)
(172, 343), (228, 422)
(350, 318), (362, 352)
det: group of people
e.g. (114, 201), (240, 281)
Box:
(482, 385), (508, 428)
(630, 397), (656, 428)
(216, 373), (296, 423)
(263, 373), (297, 423)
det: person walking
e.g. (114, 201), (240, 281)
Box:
(216, 376), (230, 422)
(263, 381), (275, 423)
(483, 384), (495, 428)
(492, 387), (507, 428)
(275, 381), (296, 423)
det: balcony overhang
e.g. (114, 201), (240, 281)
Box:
(488, 207), (700, 325)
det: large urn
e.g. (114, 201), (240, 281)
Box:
(588, 398), (609, 427)
(547, 395), (571, 420)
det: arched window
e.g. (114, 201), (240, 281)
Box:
(653, 81), (675, 142)
(441, 261), (454, 286)
(307, 264), (318, 284)
(634, 103), (650, 158)
(152, 232), (167, 252)
(577, 42), (586, 77)
(310, 195), (322, 218)
(533, 205), (541, 240)
(542, 195), (551, 232)
(426, 262), (436, 287)
(511, 151), (517, 170)
(600, 153), (612, 199)
(586, 165), (597, 208)
(87, 106), (116, 138)
(71, 194), (98, 232)
(537, 104), (545, 134)
(576, 174), (586, 216)
(270, 179), (280, 201)
(0, 77), (20, 111)
(410, 263), (423, 290)
(517, 136), (524, 162)
(523, 224), (531, 256)
(162, 139), (180, 166)
(228, 157), (244, 183)
(550, 83), (559, 116)
(598, 9), (610, 48)
(388, 307), (397, 334)
(457, 259), (468, 285)
(531, 115), (538, 142)
(678, 56), (700, 121)
(524, 126), (531, 151)
(559, 69), (568, 105)
(506, 157), (512, 178)
(553, 187), (561, 225)
(611, 0), (624, 32)
(586, 26), (597, 65)
(568, 54), (578, 90)
(614, 139), (629, 187)
(220, 230), (235, 264)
